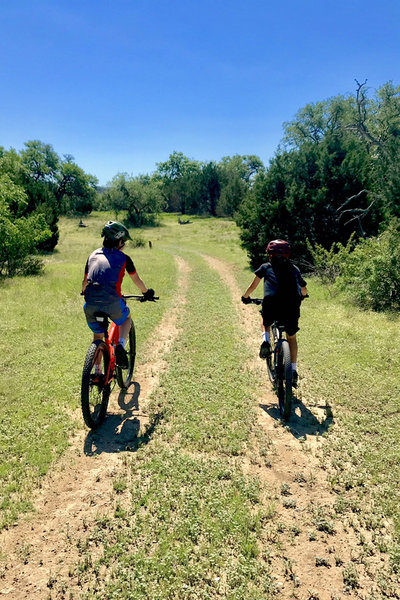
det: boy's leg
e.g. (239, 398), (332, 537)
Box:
(103, 299), (131, 368)
(114, 315), (132, 368)
(118, 315), (132, 345)
(259, 310), (271, 358)
(286, 333), (298, 363)
(261, 318), (271, 339)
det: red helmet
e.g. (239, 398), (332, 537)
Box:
(266, 239), (291, 258)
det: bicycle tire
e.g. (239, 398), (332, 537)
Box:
(266, 349), (275, 384)
(81, 340), (110, 429)
(276, 340), (292, 421)
(266, 324), (278, 383)
(116, 320), (136, 389)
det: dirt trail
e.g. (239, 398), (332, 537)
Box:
(203, 255), (387, 599)
(0, 256), (190, 600)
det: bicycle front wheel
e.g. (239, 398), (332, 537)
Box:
(81, 340), (110, 429)
(116, 320), (136, 389)
(266, 349), (275, 384)
(276, 340), (292, 421)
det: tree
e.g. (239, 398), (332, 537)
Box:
(217, 155), (264, 216)
(20, 140), (60, 184)
(0, 140), (98, 264)
(156, 151), (202, 214)
(56, 158), (98, 215)
(0, 172), (52, 276)
(105, 173), (165, 226)
(200, 162), (221, 216)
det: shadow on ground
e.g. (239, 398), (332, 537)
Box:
(260, 393), (334, 439)
(83, 382), (163, 456)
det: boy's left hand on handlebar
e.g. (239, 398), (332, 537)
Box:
(241, 295), (251, 304)
(143, 288), (155, 301)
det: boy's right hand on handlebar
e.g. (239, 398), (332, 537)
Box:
(241, 295), (251, 304)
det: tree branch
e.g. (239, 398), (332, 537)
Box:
(336, 189), (369, 213)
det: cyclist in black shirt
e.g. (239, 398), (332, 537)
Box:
(241, 239), (308, 387)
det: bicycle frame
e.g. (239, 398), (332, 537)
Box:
(93, 314), (119, 386)
(93, 294), (159, 386)
(81, 293), (159, 429)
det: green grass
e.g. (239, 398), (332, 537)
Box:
(83, 450), (271, 600)
(300, 280), (400, 570)
(150, 253), (256, 455)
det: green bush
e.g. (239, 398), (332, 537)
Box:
(307, 234), (355, 287)
(0, 209), (51, 278)
(337, 221), (400, 311)
(129, 232), (146, 248)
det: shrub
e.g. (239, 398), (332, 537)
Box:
(129, 233), (146, 248)
(0, 210), (51, 278)
(307, 234), (355, 287)
(337, 220), (400, 311)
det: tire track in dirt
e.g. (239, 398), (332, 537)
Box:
(0, 255), (190, 600)
(203, 254), (388, 599)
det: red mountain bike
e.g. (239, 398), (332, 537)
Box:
(81, 294), (158, 429)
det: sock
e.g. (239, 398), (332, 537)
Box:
(95, 363), (102, 374)
(292, 363), (297, 372)
(118, 338), (126, 348)
(262, 332), (270, 343)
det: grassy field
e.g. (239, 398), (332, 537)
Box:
(300, 282), (400, 574)
(1, 212), (400, 596)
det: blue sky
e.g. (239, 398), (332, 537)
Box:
(1, 0), (399, 185)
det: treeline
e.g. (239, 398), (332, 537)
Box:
(96, 152), (265, 225)
(0, 141), (97, 277)
(3, 81), (400, 310)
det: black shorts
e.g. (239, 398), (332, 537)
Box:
(261, 296), (300, 336)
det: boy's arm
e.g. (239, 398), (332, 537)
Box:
(242, 276), (261, 298)
(82, 259), (89, 293)
(129, 271), (148, 294)
(82, 273), (88, 294)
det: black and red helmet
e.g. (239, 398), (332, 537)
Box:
(266, 239), (291, 258)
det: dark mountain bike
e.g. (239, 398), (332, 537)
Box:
(248, 298), (293, 421)
(81, 294), (158, 429)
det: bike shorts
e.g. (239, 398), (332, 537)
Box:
(84, 297), (130, 334)
(260, 296), (300, 336)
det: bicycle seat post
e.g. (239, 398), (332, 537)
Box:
(94, 312), (110, 341)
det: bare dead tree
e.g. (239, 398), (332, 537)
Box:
(336, 189), (377, 238)
(344, 79), (383, 149)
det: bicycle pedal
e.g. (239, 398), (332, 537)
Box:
(90, 374), (105, 385)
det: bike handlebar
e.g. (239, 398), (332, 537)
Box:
(122, 294), (159, 302)
(245, 295), (309, 305)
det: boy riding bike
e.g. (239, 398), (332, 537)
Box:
(82, 220), (155, 369)
(241, 239), (308, 387)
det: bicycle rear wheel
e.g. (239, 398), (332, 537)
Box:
(276, 340), (292, 421)
(116, 320), (136, 389)
(81, 340), (110, 429)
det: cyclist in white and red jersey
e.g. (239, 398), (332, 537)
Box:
(82, 221), (154, 368)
